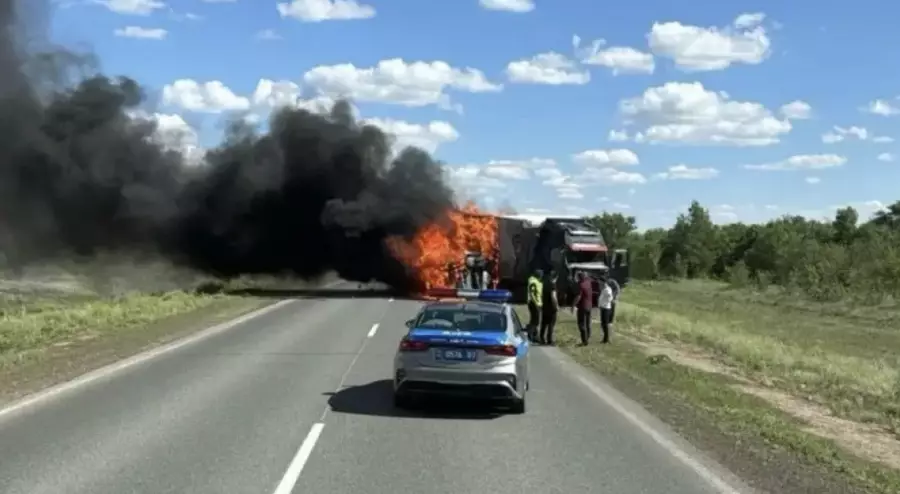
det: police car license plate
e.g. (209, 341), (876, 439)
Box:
(435, 348), (477, 361)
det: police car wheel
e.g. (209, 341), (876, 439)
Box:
(509, 397), (526, 414)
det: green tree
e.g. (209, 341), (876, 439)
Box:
(585, 212), (637, 249)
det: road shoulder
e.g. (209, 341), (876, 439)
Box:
(517, 306), (897, 494)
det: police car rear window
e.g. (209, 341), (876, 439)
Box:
(415, 309), (506, 332)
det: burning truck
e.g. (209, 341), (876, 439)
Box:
(390, 206), (630, 304)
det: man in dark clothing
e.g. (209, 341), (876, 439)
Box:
(539, 271), (559, 345)
(571, 271), (593, 345)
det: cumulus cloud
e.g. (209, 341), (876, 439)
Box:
(92, 0), (165, 15)
(821, 125), (868, 143)
(648, 13), (771, 71)
(780, 100), (811, 119)
(620, 81), (791, 146)
(506, 52), (590, 85)
(743, 154), (847, 171)
(573, 35), (654, 74)
(479, 0), (534, 13)
(653, 165), (719, 180)
(364, 118), (459, 154)
(861, 99), (900, 116)
(572, 149), (639, 166)
(302, 58), (501, 111)
(276, 0), (376, 22)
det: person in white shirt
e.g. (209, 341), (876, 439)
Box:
(597, 274), (614, 344)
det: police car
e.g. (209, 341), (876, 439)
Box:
(393, 288), (530, 414)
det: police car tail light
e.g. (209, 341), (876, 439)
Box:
(484, 344), (517, 357)
(399, 339), (429, 352)
(425, 288), (512, 303)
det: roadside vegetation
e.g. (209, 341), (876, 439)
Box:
(552, 202), (900, 493)
(0, 257), (332, 403)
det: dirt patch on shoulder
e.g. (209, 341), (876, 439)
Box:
(736, 385), (900, 470)
(629, 336), (900, 471)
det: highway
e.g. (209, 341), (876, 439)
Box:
(0, 283), (751, 494)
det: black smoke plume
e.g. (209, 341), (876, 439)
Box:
(0, 0), (456, 291)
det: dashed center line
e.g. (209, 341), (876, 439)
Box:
(367, 323), (379, 338)
(271, 422), (325, 494)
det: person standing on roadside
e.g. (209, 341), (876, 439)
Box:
(571, 271), (593, 345)
(606, 275), (620, 323)
(539, 270), (559, 345)
(597, 273), (614, 344)
(526, 269), (543, 342)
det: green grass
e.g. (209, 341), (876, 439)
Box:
(622, 280), (900, 433)
(517, 281), (900, 494)
(0, 290), (233, 369)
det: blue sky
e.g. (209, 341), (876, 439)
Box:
(51, 0), (900, 229)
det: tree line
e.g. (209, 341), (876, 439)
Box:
(585, 200), (900, 303)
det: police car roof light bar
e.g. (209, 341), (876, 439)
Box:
(427, 287), (511, 303)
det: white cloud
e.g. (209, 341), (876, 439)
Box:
(580, 167), (647, 185)
(862, 99), (900, 116)
(648, 13), (771, 71)
(878, 152), (895, 162)
(557, 187), (584, 200)
(573, 36), (654, 74)
(479, 0), (534, 12)
(445, 166), (509, 198)
(162, 79), (250, 113)
(780, 100), (811, 119)
(608, 129), (628, 141)
(572, 149), (639, 166)
(621, 81), (791, 146)
(821, 125), (868, 143)
(303, 59), (501, 110)
(113, 26), (167, 39)
(612, 202), (631, 210)
(743, 154), (847, 171)
(130, 110), (204, 165)
(276, 0), (375, 22)
(92, 0), (164, 15)
(201, 0), (236, 2)
(365, 118), (459, 154)
(733, 13), (766, 29)
(506, 52), (590, 85)
(256, 29), (282, 40)
(805, 176), (821, 184)
(653, 164), (719, 180)
(873, 136), (895, 143)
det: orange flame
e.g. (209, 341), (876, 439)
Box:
(387, 201), (498, 292)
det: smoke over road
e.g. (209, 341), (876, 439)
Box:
(0, 0), (456, 291)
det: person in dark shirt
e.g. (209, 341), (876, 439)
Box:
(539, 270), (559, 345)
(571, 271), (593, 345)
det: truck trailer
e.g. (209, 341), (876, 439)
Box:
(493, 214), (631, 305)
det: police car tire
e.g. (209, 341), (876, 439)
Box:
(509, 397), (526, 414)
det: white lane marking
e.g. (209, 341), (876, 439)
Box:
(272, 422), (325, 494)
(0, 280), (344, 421)
(367, 323), (379, 338)
(573, 372), (745, 493)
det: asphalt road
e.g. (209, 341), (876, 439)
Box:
(0, 283), (753, 494)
